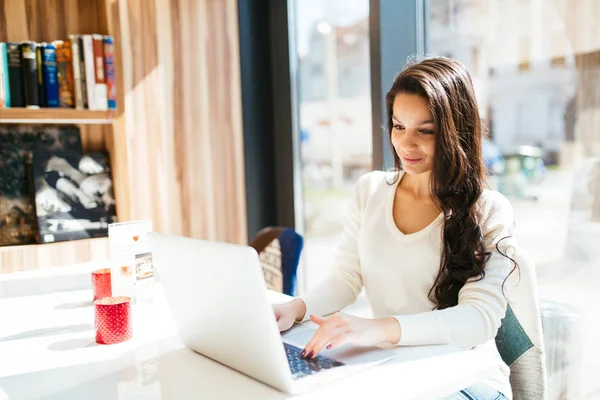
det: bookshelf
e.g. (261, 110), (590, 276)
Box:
(0, 109), (115, 124)
(1, 0), (248, 274)
(0, 0), (128, 273)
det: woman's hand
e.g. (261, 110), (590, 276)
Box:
(301, 313), (401, 358)
(272, 299), (307, 332)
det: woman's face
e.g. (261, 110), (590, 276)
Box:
(391, 93), (436, 175)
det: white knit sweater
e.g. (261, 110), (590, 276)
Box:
(300, 171), (515, 399)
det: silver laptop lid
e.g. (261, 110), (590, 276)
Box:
(147, 232), (292, 392)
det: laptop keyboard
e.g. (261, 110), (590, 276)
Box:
(283, 342), (345, 379)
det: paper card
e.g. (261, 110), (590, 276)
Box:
(108, 220), (153, 280)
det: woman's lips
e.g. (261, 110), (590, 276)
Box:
(402, 156), (423, 166)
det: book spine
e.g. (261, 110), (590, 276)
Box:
(78, 36), (88, 108)
(36, 44), (46, 107)
(20, 41), (40, 108)
(53, 40), (75, 108)
(70, 34), (84, 109)
(92, 34), (108, 111)
(0, 43), (9, 107)
(42, 43), (59, 107)
(103, 36), (117, 111)
(83, 35), (96, 110)
(6, 42), (24, 107)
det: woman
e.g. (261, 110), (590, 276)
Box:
(274, 57), (516, 400)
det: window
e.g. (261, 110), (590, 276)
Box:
(291, 0), (372, 290)
(519, 37), (531, 71)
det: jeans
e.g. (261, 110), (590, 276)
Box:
(443, 382), (509, 400)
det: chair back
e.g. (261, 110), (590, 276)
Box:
(249, 227), (303, 296)
(495, 248), (547, 400)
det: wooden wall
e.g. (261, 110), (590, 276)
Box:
(1, 0), (108, 41)
(115, 0), (248, 244)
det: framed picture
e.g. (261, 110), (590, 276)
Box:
(0, 125), (83, 246)
(31, 149), (117, 243)
(0, 144), (37, 245)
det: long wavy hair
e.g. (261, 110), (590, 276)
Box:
(386, 57), (511, 310)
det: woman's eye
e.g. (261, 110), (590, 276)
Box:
(393, 124), (404, 131)
(420, 129), (435, 135)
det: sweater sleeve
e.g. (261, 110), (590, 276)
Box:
(297, 173), (374, 321)
(393, 191), (517, 348)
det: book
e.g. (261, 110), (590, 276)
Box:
(0, 43), (9, 107)
(77, 36), (88, 109)
(103, 36), (117, 111)
(41, 43), (59, 107)
(6, 42), (24, 107)
(0, 125), (83, 246)
(53, 40), (75, 108)
(82, 35), (96, 110)
(92, 34), (108, 110)
(70, 34), (84, 109)
(31, 149), (117, 243)
(36, 44), (46, 107)
(20, 41), (40, 108)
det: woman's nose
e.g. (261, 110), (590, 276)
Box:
(398, 129), (418, 149)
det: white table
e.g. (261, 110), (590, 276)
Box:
(0, 262), (498, 400)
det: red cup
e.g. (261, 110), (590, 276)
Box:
(94, 296), (133, 344)
(92, 268), (112, 301)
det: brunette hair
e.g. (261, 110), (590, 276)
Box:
(386, 57), (515, 309)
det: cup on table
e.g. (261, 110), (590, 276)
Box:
(91, 268), (112, 301)
(94, 296), (133, 344)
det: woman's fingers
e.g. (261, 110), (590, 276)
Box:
(310, 329), (348, 357)
(301, 315), (326, 357)
(325, 334), (350, 351)
(273, 305), (295, 332)
(302, 315), (346, 358)
(302, 323), (329, 357)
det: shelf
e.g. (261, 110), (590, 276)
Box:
(0, 237), (110, 273)
(0, 108), (116, 124)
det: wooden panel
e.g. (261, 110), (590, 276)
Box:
(79, 124), (108, 150)
(117, 0), (247, 244)
(0, 0), (108, 42)
(0, 238), (109, 273)
(2, 0), (28, 41)
(118, 0), (170, 231)
(0, 109), (114, 124)
(103, 0), (131, 223)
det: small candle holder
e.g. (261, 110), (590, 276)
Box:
(91, 268), (112, 301)
(94, 296), (133, 344)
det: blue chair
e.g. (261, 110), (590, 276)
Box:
(249, 227), (303, 296)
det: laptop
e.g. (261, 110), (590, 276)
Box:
(147, 232), (396, 394)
